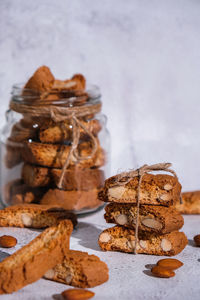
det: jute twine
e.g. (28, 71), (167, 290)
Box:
(113, 163), (181, 254)
(10, 99), (102, 188)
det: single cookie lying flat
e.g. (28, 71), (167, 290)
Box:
(22, 163), (105, 190)
(104, 203), (184, 234)
(39, 119), (101, 143)
(44, 250), (109, 288)
(99, 173), (181, 206)
(22, 141), (105, 168)
(41, 188), (102, 211)
(175, 191), (200, 214)
(0, 219), (73, 294)
(99, 226), (188, 256)
(0, 204), (77, 228)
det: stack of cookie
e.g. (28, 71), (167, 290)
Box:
(98, 170), (188, 256)
(3, 66), (106, 212)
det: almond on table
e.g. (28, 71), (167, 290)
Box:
(194, 234), (200, 246)
(151, 265), (175, 278)
(61, 289), (95, 300)
(156, 258), (183, 270)
(0, 235), (17, 248)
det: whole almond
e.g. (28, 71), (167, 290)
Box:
(0, 235), (17, 248)
(62, 289), (95, 300)
(157, 258), (183, 270)
(194, 234), (200, 246)
(151, 265), (175, 278)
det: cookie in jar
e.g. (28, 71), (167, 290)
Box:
(0, 66), (110, 214)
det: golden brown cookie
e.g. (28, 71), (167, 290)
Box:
(41, 188), (103, 211)
(99, 173), (181, 206)
(22, 141), (105, 169)
(104, 203), (184, 234)
(24, 65), (54, 93)
(175, 191), (200, 214)
(0, 219), (73, 294)
(99, 226), (188, 256)
(44, 250), (109, 288)
(39, 119), (101, 143)
(3, 179), (48, 205)
(0, 204), (77, 228)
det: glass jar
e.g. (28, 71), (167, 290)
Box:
(0, 84), (110, 214)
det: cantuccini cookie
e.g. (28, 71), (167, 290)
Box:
(39, 119), (101, 143)
(22, 141), (105, 169)
(98, 226), (188, 256)
(24, 65), (54, 93)
(0, 204), (77, 228)
(175, 191), (200, 214)
(99, 173), (181, 206)
(41, 188), (102, 211)
(22, 163), (105, 190)
(3, 179), (47, 205)
(22, 163), (52, 187)
(51, 167), (105, 190)
(4, 139), (23, 168)
(0, 220), (73, 294)
(104, 203), (184, 234)
(44, 250), (109, 288)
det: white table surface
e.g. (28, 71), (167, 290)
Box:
(0, 208), (199, 300)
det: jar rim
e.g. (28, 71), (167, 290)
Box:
(11, 83), (101, 107)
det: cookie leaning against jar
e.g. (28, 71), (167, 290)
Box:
(2, 66), (110, 213)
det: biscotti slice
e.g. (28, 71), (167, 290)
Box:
(99, 226), (187, 256)
(0, 204), (77, 228)
(3, 179), (48, 205)
(44, 250), (109, 288)
(22, 163), (52, 187)
(41, 188), (102, 211)
(22, 141), (105, 168)
(24, 65), (54, 93)
(175, 191), (200, 214)
(99, 173), (181, 206)
(39, 119), (102, 143)
(104, 203), (184, 234)
(4, 139), (23, 168)
(0, 219), (73, 294)
(22, 163), (105, 190)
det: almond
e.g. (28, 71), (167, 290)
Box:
(0, 235), (17, 248)
(151, 265), (175, 278)
(194, 234), (200, 246)
(108, 186), (126, 199)
(157, 258), (183, 270)
(164, 184), (173, 191)
(99, 232), (111, 243)
(62, 288), (95, 300)
(114, 214), (128, 225)
(141, 217), (162, 230)
(161, 238), (172, 252)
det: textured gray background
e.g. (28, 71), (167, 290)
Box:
(1, 0), (200, 190)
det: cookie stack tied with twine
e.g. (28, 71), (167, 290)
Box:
(4, 66), (107, 212)
(98, 163), (188, 256)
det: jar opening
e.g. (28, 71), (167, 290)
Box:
(11, 83), (101, 108)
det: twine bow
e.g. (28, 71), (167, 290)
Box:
(114, 163), (180, 254)
(9, 98), (101, 189)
